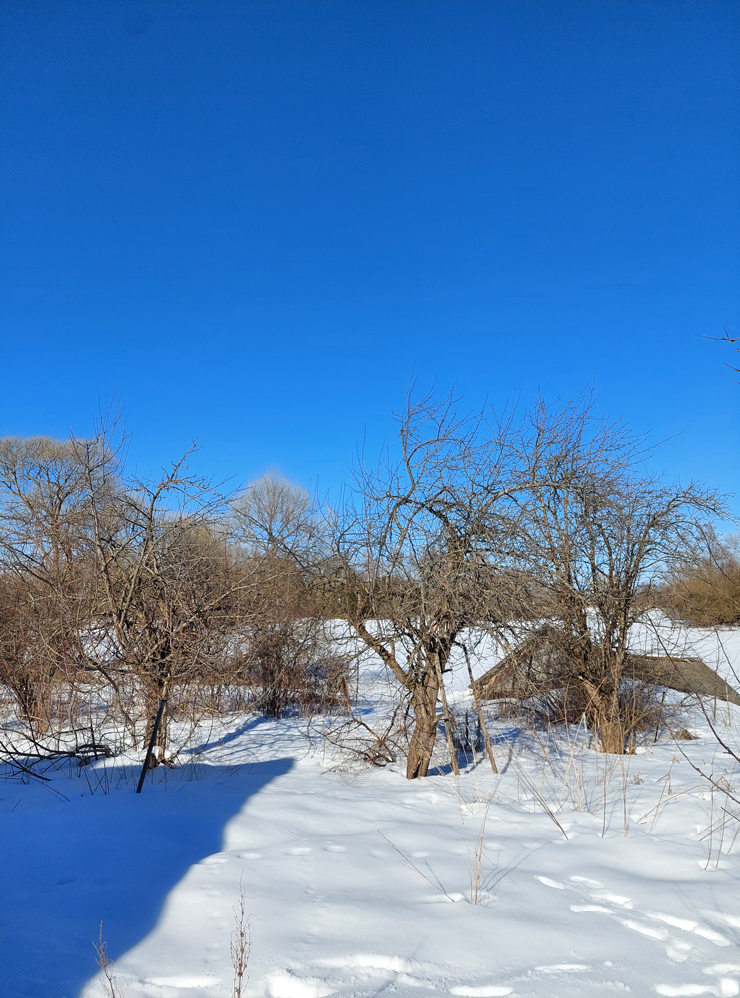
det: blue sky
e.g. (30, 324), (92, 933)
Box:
(1, 0), (738, 505)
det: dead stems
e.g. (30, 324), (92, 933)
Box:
(377, 830), (456, 901)
(231, 878), (252, 998)
(93, 922), (125, 998)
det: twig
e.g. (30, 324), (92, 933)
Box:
(512, 762), (569, 840)
(378, 831), (456, 900)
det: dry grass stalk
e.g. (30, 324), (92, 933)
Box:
(377, 830), (456, 901)
(231, 878), (252, 998)
(93, 922), (125, 998)
(468, 797), (493, 904)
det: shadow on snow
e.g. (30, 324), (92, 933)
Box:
(0, 756), (292, 998)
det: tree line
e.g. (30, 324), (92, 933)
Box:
(0, 392), (729, 780)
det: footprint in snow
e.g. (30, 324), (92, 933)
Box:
(650, 913), (699, 932)
(315, 954), (412, 971)
(570, 875), (603, 888)
(591, 891), (633, 908)
(145, 976), (221, 988)
(534, 964), (589, 973)
(693, 927), (731, 947)
(648, 913), (731, 947)
(449, 987), (513, 996)
(567, 879), (732, 967)
(287, 847), (312, 856)
(535, 875), (565, 889)
(621, 919), (669, 941)
(324, 844), (346, 853)
(266, 970), (333, 998)
(653, 981), (739, 996)
(707, 913), (740, 930)
(666, 940), (693, 963)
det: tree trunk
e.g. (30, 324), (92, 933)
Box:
(581, 675), (626, 755)
(406, 670), (440, 779)
(597, 682), (627, 753)
(17, 677), (42, 737)
(136, 695), (168, 793)
(143, 679), (169, 767)
(597, 711), (625, 754)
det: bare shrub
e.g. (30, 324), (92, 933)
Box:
(316, 674), (402, 768)
(93, 922), (125, 998)
(231, 474), (347, 717)
(237, 558), (345, 717)
(231, 879), (251, 998)
(663, 532), (740, 626)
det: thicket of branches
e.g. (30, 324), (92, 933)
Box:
(0, 430), (344, 784)
(0, 392), (729, 782)
(661, 532), (740, 626)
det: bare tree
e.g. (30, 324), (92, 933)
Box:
(231, 474), (345, 717)
(0, 573), (67, 738)
(72, 430), (245, 780)
(0, 436), (93, 576)
(320, 393), (519, 779)
(0, 437), (100, 744)
(232, 472), (322, 561)
(503, 394), (724, 753)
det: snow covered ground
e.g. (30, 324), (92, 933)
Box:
(3, 624), (740, 998)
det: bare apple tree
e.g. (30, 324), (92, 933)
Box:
(503, 395), (724, 753)
(321, 393), (520, 779)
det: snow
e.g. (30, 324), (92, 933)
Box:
(332, 611), (740, 702)
(2, 626), (740, 998)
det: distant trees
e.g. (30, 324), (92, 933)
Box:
(0, 433), (348, 781)
(0, 437), (96, 740)
(231, 473), (346, 718)
(663, 532), (740, 627)
(0, 428), (254, 779)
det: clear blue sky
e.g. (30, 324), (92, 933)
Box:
(1, 0), (738, 504)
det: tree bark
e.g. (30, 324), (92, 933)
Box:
(406, 670), (440, 779)
(143, 673), (170, 767)
(583, 676), (626, 754)
(137, 695), (168, 793)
